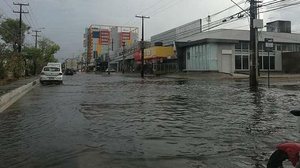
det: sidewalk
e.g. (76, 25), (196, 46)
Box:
(0, 76), (39, 96)
(163, 72), (300, 83)
(0, 76), (39, 113)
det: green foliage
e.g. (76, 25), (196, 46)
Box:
(23, 47), (42, 75)
(0, 63), (6, 79)
(0, 18), (60, 79)
(39, 37), (60, 63)
(0, 18), (30, 51)
(0, 43), (8, 79)
(5, 53), (25, 78)
(22, 38), (60, 75)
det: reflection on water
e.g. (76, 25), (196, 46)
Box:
(0, 73), (299, 168)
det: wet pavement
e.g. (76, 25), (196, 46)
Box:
(0, 73), (300, 168)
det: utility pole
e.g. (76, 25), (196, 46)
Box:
(13, 2), (29, 53)
(32, 30), (41, 48)
(249, 0), (258, 88)
(107, 38), (113, 75)
(135, 15), (150, 78)
(122, 42), (126, 74)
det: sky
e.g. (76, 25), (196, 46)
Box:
(0, 0), (300, 62)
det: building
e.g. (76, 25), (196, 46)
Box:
(267, 20), (291, 33)
(151, 19), (300, 74)
(83, 25), (139, 70)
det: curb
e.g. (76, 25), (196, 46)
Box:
(0, 79), (39, 113)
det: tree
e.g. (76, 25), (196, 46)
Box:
(23, 47), (42, 75)
(0, 18), (30, 51)
(38, 37), (60, 63)
(0, 43), (8, 79)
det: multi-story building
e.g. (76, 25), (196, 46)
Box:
(151, 19), (300, 74)
(83, 25), (139, 69)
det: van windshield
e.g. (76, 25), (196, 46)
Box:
(43, 67), (60, 72)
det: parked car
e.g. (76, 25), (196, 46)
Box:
(64, 68), (74, 75)
(40, 66), (63, 85)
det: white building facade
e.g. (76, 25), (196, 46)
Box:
(174, 29), (300, 73)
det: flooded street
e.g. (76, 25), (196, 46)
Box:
(0, 73), (300, 168)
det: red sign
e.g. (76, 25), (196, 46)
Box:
(134, 50), (141, 62)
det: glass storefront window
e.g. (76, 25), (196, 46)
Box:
(270, 56), (275, 69)
(276, 44), (281, 51)
(258, 43), (263, 51)
(259, 56), (275, 70)
(235, 43), (241, 50)
(242, 42), (249, 52)
(242, 56), (249, 69)
(235, 55), (242, 69)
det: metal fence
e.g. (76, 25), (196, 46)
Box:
(153, 63), (178, 74)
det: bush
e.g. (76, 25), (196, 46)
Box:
(0, 62), (6, 79)
(6, 54), (25, 79)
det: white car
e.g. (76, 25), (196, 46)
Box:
(40, 66), (63, 85)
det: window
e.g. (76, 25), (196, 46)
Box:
(235, 55), (242, 69)
(263, 56), (269, 70)
(259, 56), (275, 70)
(259, 56), (262, 70)
(242, 42), (249, 52)
(187, 51), (190, 60)
(258, 43), (263, 51)
(276, 44), (281, 51)
(270, 56), (275, 69)
(242, 56), (249, 69)
(44, 67), (60, 72)
(235, 43), (241, 50)
(282, 44), (288, 51)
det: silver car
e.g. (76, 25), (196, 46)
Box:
(40, 66), (63, 85)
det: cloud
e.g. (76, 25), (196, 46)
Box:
(22, 0), (300, 61)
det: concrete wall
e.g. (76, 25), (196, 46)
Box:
(0, 79), (39, 113)
(282, 52), (300, 73)
(217, 43), (235, 74)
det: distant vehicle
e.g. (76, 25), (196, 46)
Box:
(47, 62), (62, 70)
(105, 68), (116, 72)
(64, 68), (74, 75)
(40, 66), (63, 85)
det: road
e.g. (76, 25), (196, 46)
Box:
(0, 73), (300, 168)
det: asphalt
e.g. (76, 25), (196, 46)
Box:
(0, 76), (39, 97)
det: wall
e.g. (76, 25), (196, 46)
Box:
(282, 52), (300, 73)
(185, 43), (218, 71)
(217, 43), (235, 74)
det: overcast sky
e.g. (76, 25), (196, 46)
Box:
(1, 0), (299, 62)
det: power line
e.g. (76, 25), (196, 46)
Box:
(260, 1), (300, 13)
(150, 0), (182, 17)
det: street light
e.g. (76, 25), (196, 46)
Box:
(135, 15), (150, 78)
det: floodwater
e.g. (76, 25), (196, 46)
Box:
(0, 73), (300, 168)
